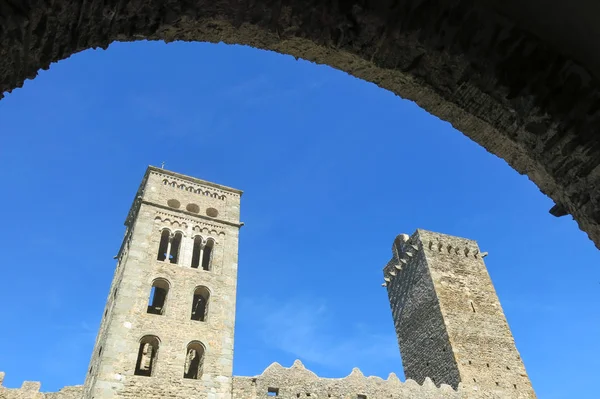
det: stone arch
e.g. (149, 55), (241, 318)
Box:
(201, 238), (216, 271)
(134, 335), (160, 377)
(190, 234), (203, 269)
(146, 278), (170, 316)
(191, 286), (210, 322)
(169, 231), (184, 264)
(1, 1), (600, 248)
(183, 341), (206, 380)
(156, 229), (171, 262)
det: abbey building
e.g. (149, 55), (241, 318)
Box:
(0, 166), (536, 399)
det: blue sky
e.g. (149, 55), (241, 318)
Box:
(0, 41), (598, 398)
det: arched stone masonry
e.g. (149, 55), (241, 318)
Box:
(1, 0), (600, 248)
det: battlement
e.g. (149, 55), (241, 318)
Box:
(382, 229), (484, 285)
(383, 229), (536, 398)
(0, 372), (82, 399)
(232, 360), (461, 399)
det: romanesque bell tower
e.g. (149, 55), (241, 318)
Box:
(82, 166), (242, 399)
(383, 229), (536, 398)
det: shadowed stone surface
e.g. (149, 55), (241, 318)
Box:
(1, 2), (599, 249)
(384, 230), (536, 397)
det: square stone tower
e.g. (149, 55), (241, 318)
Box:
(82, 166), (243, 399)
(383, 229), (536, 398)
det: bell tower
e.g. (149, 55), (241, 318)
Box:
(83, 166), (243, 399)
(383, 229), (536, 398)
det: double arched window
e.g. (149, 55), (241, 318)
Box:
(156, 229), (215, 270)
(156, 229), (183, 264)
(191, 236), (214, 271)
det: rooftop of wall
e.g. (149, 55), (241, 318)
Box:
(414, 229), (478, 246)
(383, 229), (485, 283)
(232, 360), (460, 398)
(146, 165), (243, 196)
(0, 371), (83, 397)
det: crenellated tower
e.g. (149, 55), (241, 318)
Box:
(383, 229), (536, 398)
(82, 166), (242, 399)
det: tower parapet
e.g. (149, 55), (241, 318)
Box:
(384, 229), (536, 398)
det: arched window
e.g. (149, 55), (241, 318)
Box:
(147, 279), (169, 315)
(156, 230), (170, 261)
(134, 336), (160, 377)
(169, 232), (183, 264)
(191, 236), (203, 269)
(201, 239), (214, 271)
(191, 286), (210, 322)
(183, 341), (205, 380)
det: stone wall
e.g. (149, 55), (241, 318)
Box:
(232, 360), (460, 399)
(383, 230), (536, 398)
(1, 0), (600, 250)
(0, 372), (82, 399)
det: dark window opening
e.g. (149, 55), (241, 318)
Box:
(268, 387), (279, 396)
(183, 342), (205, 379)
(147, 279), (169, 315)
(191, 236), (202, 269)
(201, 240), (214, 271)
(470, 301), (476, 313)
(157, 230), (170, 261)
(169, 232), (183, 264)
(357, 395), (367, 399)
(134, 336), (159, 377)
(98, 347), (102, 356)
(191, 286), (210, 321)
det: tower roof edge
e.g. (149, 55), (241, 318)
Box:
(146, 165), (243, 195)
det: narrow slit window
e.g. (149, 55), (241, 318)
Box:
(183, 341), (205, 379)
(147, 279), (169, 315)
(201, 239), (214, 271)
(157, 230), (170, 261)
(191, 286), (210, 322)
(191, 236), (202, 269)
(134, 336), (159, 377)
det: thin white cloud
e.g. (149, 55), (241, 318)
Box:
(239, 296), (399, 372)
